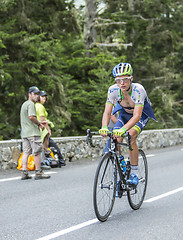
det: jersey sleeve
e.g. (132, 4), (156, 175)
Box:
(133, 84), (147, 106)
(28, 101), (37, 117)
(106, 85), (119, 105)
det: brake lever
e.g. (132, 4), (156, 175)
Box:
(86, 129), (95, 147)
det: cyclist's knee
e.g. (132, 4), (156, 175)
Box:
(128, 129), (138, 145)
(117, 137), (123, 143)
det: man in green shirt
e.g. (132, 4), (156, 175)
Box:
(20, 86), (50, 180)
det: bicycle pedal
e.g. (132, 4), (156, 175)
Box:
(118, 190), (123, 198)
(116, 182), (123, 198)
(127, 184), (137, 192)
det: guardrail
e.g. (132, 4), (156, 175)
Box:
(0, 128), (183, 170)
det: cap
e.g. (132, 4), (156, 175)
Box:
(29, 86), (40, 94)
(39, 90), (47, 96)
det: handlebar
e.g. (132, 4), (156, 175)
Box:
(86, 129), (133, 151)
(86, 129), (99, 147)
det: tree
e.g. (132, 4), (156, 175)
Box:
(0, 0), (79, 139)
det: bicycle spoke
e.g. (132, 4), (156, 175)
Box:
(93, 153), (117, 222)
(127, 149), (148, 210)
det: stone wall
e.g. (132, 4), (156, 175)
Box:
(0, 128), (183, 170)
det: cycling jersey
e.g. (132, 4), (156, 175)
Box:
(106, 83), (120, 105)
(106, 83), (156, 121)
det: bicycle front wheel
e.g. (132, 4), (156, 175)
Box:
(93, 152), (117, 222)
(127, 149), (148, 210)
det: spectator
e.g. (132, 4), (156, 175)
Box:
(35, 90), (66, 166)
(20, 86), (51, 180)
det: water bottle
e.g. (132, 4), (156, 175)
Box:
(120, 155), (126, 173)
(126, 157), (130, 167)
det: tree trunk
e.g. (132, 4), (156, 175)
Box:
(84, 0), (97, 50)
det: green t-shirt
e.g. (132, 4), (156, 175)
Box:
(20, 99), (41, 138)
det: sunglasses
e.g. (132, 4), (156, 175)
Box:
(115, 77), (131, 83)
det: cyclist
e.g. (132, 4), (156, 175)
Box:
(103, 99), (119, 154)
(99, 63), (156, 186)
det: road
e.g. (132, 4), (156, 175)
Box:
(0, 145), (183, 240)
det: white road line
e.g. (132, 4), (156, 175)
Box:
(0, 171), (57, 182)
(144, 186), (183, 203)
(1, 151), (180, 240)
(129, 154), (155, 161)
(36, 186), (183, 240)
(0, 154), (155, 184)
(146, 154), (155, 157)
(36, 219), (99, 240)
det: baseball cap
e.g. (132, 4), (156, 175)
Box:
(28, 86), (40, 94)
(39, 90), (47, 96)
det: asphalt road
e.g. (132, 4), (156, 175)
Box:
(0, 145), (183, 240)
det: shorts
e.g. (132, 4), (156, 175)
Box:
(114, 108), (150, 135)
(22, 136), (42, 155)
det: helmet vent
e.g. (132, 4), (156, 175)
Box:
(112, 62), (132, 77)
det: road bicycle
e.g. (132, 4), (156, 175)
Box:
(86, 129), (148, 222)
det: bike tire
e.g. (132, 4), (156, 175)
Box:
(93, 152), (117, 222)
(127, 149), (148, 210)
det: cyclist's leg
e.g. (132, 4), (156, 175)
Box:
(127, 113), (149, 185)
(128, 128), (138, 166)
(113, 110), (130, 154)
(127, 148), (148, 210)
(103, 138), (111, 154)
(130, 113), (150, 164)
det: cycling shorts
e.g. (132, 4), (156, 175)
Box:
(113, 108), (149, 135)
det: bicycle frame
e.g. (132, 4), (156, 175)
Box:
(87, 129), (133, 187)
(91, 129), (148, 221)
(108, 138), (127, 185)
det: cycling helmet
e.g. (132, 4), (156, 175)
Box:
(39, 90), (47, 97)
(112, 63), (133, 77)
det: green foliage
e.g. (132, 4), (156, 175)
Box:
(0, 0), (183, 140)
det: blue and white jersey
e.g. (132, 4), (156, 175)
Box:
(106, 83), (120, 105)
(106, 83), (156, 121)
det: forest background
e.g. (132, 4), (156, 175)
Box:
(0, 0), (183, 140)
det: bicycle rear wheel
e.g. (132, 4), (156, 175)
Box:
(93, 152), (117, 222)
(127, 149), (148, 210)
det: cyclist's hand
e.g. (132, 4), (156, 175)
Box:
(99, 126), (109, 136)
(113, 127), (127, 137)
